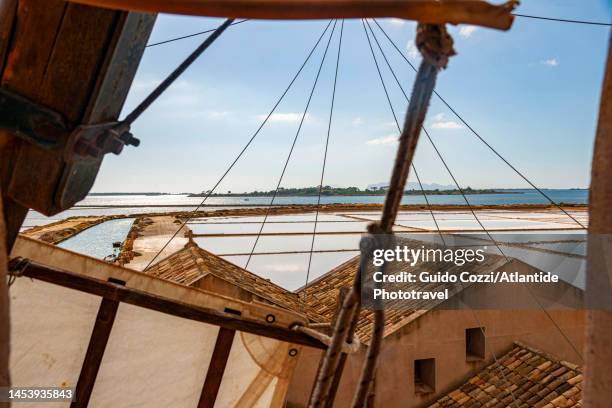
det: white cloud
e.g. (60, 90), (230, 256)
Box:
(366, 135), (398, 145)
(406, 40), (420, 60)
(458, 25), (478, 39)
(256, 112), (311, 123)
(432, 113), (445, 122)
(432, 121), (463, 129)
(541, 58), (559, 67)
(352, 117), (364, 126)
(430, 113), (463, 130)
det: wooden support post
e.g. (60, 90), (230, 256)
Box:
(0, 0), (25, 252)
(197, 328), (236, 408)
(584, 34), (612, 407)
(72, 297), (120, 408)
(0, 2), (19, 391)
(324, 286), (351, 408)
(0, 185), (9, 408)
(324, 354), (347, 408)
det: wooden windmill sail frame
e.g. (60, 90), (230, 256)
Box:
(0, 0), (609, 407)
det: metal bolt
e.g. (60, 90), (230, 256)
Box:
(120, 131), (140, 147)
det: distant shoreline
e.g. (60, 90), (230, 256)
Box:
(188, 187), (522, 198)
(89, 188), (588, 197)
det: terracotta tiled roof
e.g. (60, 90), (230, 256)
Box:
(429, 342), (583, 407)
(145, 244), (206, 286)
(146, 241), (314, 318)
(299, 238), (509, 343)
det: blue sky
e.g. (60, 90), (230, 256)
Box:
(92, 1), (611, 193)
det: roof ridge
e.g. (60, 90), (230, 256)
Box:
(513, 340), (582, 372)
(187, 245), (211, 277)
(142, 231), (192, 271)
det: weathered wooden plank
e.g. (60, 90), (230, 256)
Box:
(2, 1), (119, 121)
(0, 0), (17, 74)
(0, 195), (26, 250)
(67, 0), (517, 30)
(1, 1), (118, 213)
(198, 328), (236, 408)
(9, 258), (327, 349)
(1, 0), (68, 97)
(0, 0), (68, 242)
(36, 3), (119, 122)
(71, 297), (120, 408)
(0, 184), (10, 408)
(85, 11), (156, 123)
(324, 286), (350, 408)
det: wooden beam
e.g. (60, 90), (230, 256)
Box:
(584, 34), (612, 407)
(198, 328), (236, 408)
(0, 2), (155, 216)
(9, 258), (327, 349)
(0, 196), (27, 251)
(0, 184), (10, 407)
(0, 0), (17, 74)
(71, 297), (120, 408)
(67, 0), (517, 30)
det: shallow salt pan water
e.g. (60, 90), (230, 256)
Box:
(194, 234), (361, 255)
(51, 207), (589, 292)
(222, 252), (358, 291)
(57, 218), (135, 260)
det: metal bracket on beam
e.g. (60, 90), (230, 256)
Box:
(0, 85), (142, 166)
(66, 122), (140, 161)
(2, 10), (155, 216)
(0, 88), (141, 159)
(0, 88), (69, 149)
(0, 88), (142, 211)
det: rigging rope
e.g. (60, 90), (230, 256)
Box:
(144, 20), (334, 270)
(362, 20), (446, 246)
(244, 20), (339, 270)
(303, 20), (345, 309)
(123, 19), (234, 127)
(363, 20), (520, 408)
(309, 22), (455, 408)
(512, 13), (612, 26)
(371, 19), (587, 230)
(365, 19), (584, 364)
(146, 19), (249, 47)
(424, 122), (586, 363)
(145, 12), (609, 49)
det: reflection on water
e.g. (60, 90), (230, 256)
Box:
(57, 218), (135, 260)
